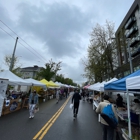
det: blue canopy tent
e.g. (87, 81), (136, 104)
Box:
(104, 69), (140, 139)
(104, 69), (140, 91)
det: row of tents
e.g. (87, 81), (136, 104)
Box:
(84, 69), (140, 139)
(0, 70), (76, 89)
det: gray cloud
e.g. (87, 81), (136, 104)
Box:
(0, 0), (134, 85)
(16, 2), (91, 58)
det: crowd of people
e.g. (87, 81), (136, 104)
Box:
(27, 87), (140, 140)
(70, 89), (140, 140)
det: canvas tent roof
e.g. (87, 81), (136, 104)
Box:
(104, 69), (140, 91)
(83, 85), (90, 89)
(40, 79), (58, 87)
(25, 78), (47, 87)
(0, 70), (32, 86)
(92, 81), (106, 91)
(88, 82), (100, 90)
(126, 76), (140, 90)
(48, 81), (59, 87)
(100, 78), (118, 92)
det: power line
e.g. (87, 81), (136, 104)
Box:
(0, 20), (47, 63)
(0, 26), (16, 40)
(0, 26), (46, 64)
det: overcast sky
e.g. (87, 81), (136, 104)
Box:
(0, 0), (134, 85)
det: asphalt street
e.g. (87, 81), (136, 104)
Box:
(0, 92), (102, 140)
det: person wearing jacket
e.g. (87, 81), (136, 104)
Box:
(72, 89), (81, 118)
(96, 94), (118, 140)
(131, 99), (140, 114)
(28, 90), (38, 119)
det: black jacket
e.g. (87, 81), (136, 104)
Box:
(72, 92), (81, 103)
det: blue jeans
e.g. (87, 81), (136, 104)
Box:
(102, 124), (114, 140)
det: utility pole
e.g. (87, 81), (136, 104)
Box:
(9, 37), (18, 71)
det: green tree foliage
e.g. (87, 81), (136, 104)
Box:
(4, 55), (22, 70)
(55, 74), (78, 86)
(4, 55), (23, 77)
(55, 74), (65, 83)
(37, 59), (62, 81)
(83, 21), (118, 82)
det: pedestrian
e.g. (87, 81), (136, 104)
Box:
(82, 89), (86, 101)
(56, 89), (60, 104)
(116, 93), (124, 107)
(28, 90), (39, 119)
(96, 94), (118, 140)
(131, 99), (140, 114)
(72, 89), (81, 118)
(65, 88), (68, 98)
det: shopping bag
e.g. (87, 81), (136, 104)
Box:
(34, 107), (39, 113)
(70, 104), (73, 109)
(101, 104), (118, 129)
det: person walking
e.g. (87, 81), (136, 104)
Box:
(64, 88), (68, 98)
(82, 89), (86, 101)
(96, 94), (118, 140)
(56, 89), (60, 104)
(72, 89), (81, 118)
(28, 90), (38, 119)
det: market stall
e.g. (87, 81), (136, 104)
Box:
(126, 75), (140, 140)
(24, 78), (48, 104)
(104, 69), (140, 140)
(39, 79), (58, 99)
(0, 78), (8, 116)
(0, 70), (32, 116)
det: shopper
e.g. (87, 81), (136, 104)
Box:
(56, 89), (60, 104)
(116, 93), (124, 107)
(28, 90), (38, 119)
(96, 94), (118, 140)
(131, 99), (140, 114)
(72, 90), (81, 118)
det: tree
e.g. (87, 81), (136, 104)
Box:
(4, 55), (22, 70)
(37, 59), (62, 81)
(3, 55), (23, 77)
(83, 21), (118, 82)
(55, 74), (78, 86)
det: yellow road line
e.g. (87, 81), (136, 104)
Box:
(33, 96), (71, 140)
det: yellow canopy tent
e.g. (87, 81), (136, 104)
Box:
(33, 79), (52, 92)
(40, 79), (53, 87)
(33, 79), (59, 92)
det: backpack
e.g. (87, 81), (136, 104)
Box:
(101, 104), (118, 129)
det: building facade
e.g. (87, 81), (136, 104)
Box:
(115, 0), (140, 78)
(18, 65), (43, 79)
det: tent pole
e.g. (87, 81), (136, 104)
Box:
(127, 89), (132, 139)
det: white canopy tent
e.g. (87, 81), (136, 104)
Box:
(0, 70), (32, 86)
(88, 81), (107, 92)
(126, 76), (140, 139)
(55, 82), (63, 87)
(88, 82), (101, 90)
(93, 81), (106, 91)
(25, 78), (47, 87)
(126, 76), (140, 90)
(100, 78), (118, 92)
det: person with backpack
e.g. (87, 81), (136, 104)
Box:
(72, 89), (81, 118)
(96, 94), (118, 140)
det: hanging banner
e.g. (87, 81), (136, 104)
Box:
(0, 79), (8, 116)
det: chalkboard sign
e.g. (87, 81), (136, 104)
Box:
(22, 98), (29, 109)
